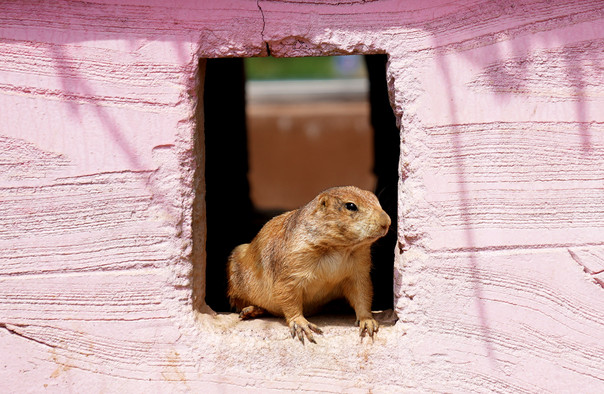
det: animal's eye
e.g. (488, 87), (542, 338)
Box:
(345, 202), (358, 211)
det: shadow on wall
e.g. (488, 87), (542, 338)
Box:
(434, 45), (497, 365)
(47, 45), (178, 222)
(202, 55), (399, 313)
(431, 5), (598, 365)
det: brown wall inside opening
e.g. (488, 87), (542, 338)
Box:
(248, 100), (375, 211)
(203, 55), (399, 313)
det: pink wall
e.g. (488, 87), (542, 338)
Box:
(1, 0), (603, 392)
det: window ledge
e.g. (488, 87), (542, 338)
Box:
(194, 309), (401, 345)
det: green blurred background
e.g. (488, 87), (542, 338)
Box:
(245, 55), (366, 80)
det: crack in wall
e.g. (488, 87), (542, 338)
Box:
(256, 0), (271, 56)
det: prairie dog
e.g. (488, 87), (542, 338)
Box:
(227, 186), (391, 343)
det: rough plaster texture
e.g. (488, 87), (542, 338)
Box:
(1, 0), (603, 392)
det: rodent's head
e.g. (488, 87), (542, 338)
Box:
(306, 186), (391, 247)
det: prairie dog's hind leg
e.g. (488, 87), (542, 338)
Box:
(239, 305), (267, 320)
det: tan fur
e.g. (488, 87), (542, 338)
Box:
(227, 186), (391, 343)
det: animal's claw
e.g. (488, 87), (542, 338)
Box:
(289, 317), (322, 344)
(357, 318), (379, 339)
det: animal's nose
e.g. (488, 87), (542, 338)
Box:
(380, 211), (391, 231)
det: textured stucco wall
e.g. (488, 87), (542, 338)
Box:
(1, 0), (603, 392)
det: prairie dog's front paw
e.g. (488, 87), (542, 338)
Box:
(357, 318), (379, 339)
(288, 317), (323, 344)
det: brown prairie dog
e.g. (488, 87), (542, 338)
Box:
(227, 186), (391, 343)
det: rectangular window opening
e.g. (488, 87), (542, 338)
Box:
(195, 55), (399, 319)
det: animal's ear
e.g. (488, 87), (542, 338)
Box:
(318, 194), (330, 208)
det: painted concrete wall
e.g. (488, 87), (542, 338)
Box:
(1, 0), (603, 392)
